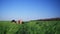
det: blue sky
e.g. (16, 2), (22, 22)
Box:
(0, 0), (60, 21)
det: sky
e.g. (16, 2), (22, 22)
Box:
(0, 0), (60, 21)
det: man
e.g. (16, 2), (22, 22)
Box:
(11, 20), (16, 23)
(18, 20), (22, 24)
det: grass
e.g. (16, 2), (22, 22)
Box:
(0, 21), (60, 34)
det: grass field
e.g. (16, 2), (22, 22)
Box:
(0, 21), (60, 34)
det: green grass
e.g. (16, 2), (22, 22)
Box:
(0, 21), (60, 34)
